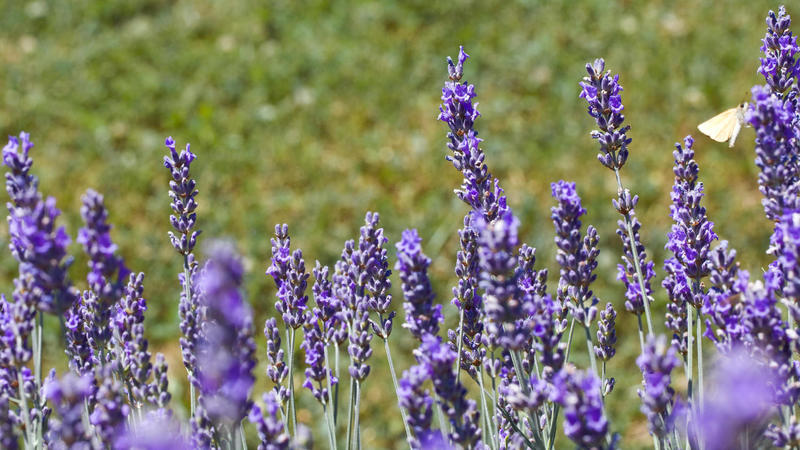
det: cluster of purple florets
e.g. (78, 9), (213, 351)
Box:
(3, 5), (800, 450)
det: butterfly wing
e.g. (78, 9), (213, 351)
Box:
(698, 107), (738, 143)
(728, 119), (742, 147)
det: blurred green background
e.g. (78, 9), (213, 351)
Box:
(0, 0), (784, 448)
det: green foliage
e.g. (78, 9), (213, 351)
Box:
(0, 0), (779, 447)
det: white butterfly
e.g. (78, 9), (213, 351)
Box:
(697, 102), (748, 148)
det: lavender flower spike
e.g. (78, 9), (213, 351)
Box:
(447, 214), (485, 378)
(78, 188), (129, 307)
(579, 59), (631, 172)
(3, 132), (78, 314)
(416, 334), (481, 448)
(759, 6), (800, 96)
(550, 366), (611, 448)
(197, 241), (257, 429)
(594, 302), (617, 362)
(267, 224), (309, 330)
(44, 371), (95, 449)
(113, 272), (153, 408)
(438, 46), (508, 221)
(164, 137), (200, 257)
(614, 190), (656, 316)
(249, 392), (290, 450)
(264, 317), (289, 405)
(747, 84), (799, 224)
(398, 364), (435, 449)
(636, 335), (680, 439)
(396, 229), (442, 341)
(473, 209), (533, 350)
(164, 137), (203, 385)
(551, 180), (600, 326)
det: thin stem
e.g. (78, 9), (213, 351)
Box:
(455, 308), (465, 386)
(323, 345), (338, 447)
(17, 369), (34, 449)
(334, 342), (341, 426)
(696, 308), (704, 408)
(563, 317), (576, 363)
(34, 311), (43, 450)
(510, 351), (536, 445)
(182, 256), (196, 416)
(488, 353), (500, 448)
(477, 369), (497, 450)
(346, 377), (355, 450)
(382, 338), (413, 444)
(601, 361), (607, 402)
(238, 422), (248, 450)
(686, 302), (694, 450)
(434, 395), (449, 439)
(546, 404), (559, 450)
(354, 380), (362, 450)
(583, 325), (599, 379)
(612, 167), (654, 336)
(323, 404), (336, 450)
(288, 328), (298, 435)
(636, 314), (646, 353)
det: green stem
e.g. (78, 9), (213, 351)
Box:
(382, 338), (413, 444)
(238, 422), (248, 450)
(346, 377), (355, 450)
(323, 345), (338, 449)
(334, 342), (341, 426)
(288, 328), (298, 435)
(477, 369), (497, 450)
(612, 167), (654, 336)
(563, 317), (576, 363)
(17, 369), (34, 449)
(181, 257), (197, 416)
(354, 380), (362, 450)
(455, 308), (465, 386)
(696, 307), (704, 408)
(34, 311), (43, 449)
(583, 325), (599, 379)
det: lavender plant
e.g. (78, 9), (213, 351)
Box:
(6, 6), (800, 450)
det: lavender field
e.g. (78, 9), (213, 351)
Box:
(0, 1), (797, 449)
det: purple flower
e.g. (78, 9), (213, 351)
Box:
(698, 350), (778, 450)
(357, 212), (395, 339)
(2, 279), (36, 366)
(438, 46), (508, 221)
(113, 272), (153, 407)
(78, 188), (129, 309)
(249, 392), (290, 450)
(3, 133), (78, 314)
(264, 317), (289, 405)
(773, 211), (800, 306)
(395, 229), (443, 341)
(594, 303), (617, 362)
(0, 389), (17, 449)
(44, 371), (94, 449)
(550, 366), (609, 448)
(551, 180), (600, 326)
(579, 59), (631, 171)
(114, 410), (190, 450)
(665, 136), (717, 284)
(767, 417), (800, 448)
(267, 224), (309, 330)
(164, 137), (200, 257)
(614, 190), (656, 314)
(147, 353), (171, 411)
(398, 364), (435, 449)
(473, 209), (534, 350)
(300, 314), (336, 403)
(164, 137), (203, 379)
(702, 241), (748, 350)
(747, 84), (799, 223)
(532, 295), (567, 378)
(197, 242), (257, 428)
(759, 6), (800, 96)
(90, 363), (130, 445)
(447, 214), (485, 378)
(636, 336), (680, 438)
(311, 263), (346, 345)
(415, 334), (481, 447)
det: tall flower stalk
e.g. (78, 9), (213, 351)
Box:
(579, 59), (656, 341)
(266, 224), (309, 435)
(164, 136), (202, 414)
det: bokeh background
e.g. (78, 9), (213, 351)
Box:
(0, 0), (784, 448)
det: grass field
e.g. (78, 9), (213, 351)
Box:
(0, 0), (784, 447)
